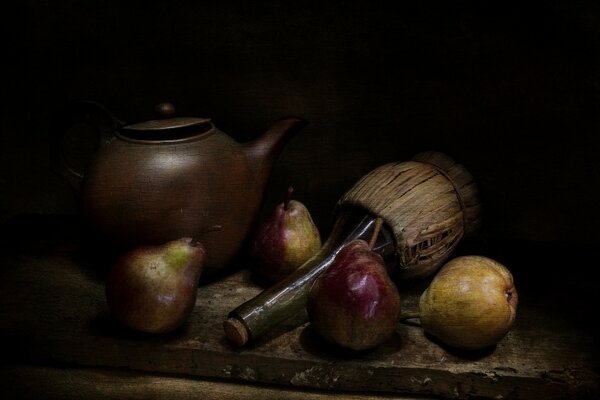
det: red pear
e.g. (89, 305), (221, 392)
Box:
(307, 236), (401, 351)
(251, 187), (321, 283)
(106, 237), (205, 334)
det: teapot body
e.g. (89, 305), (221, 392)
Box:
(55, 101), (305, 276)
(82, 128), (262, 275)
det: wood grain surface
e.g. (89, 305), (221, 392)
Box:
(0, 365), (430, 400)
(0, 215), (598, 399)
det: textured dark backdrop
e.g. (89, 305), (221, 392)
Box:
(3, 0), (600, 245)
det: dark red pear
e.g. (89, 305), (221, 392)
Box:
(307, 222), (401, 351)
(106, 237), (206, 334)
(251, 187), (321, 283)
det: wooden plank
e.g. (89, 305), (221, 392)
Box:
(0, 215), (598, 399)
(0, 365), (428, 400)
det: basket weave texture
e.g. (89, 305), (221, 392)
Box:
(338, 151), (481, 280)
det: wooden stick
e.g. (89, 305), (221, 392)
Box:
(368, 217), (383, 250)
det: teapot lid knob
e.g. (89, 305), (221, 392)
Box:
(155, 102), (176, 118)
(120, 102), (212, 134)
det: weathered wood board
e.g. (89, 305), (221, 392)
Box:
(0, 215), (598, 399)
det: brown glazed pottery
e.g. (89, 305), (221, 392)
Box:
(56, 101), (306, 275)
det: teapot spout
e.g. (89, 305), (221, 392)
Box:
(245, 116), (308, 172)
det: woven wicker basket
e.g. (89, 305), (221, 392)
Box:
(338, 151), (481, 281)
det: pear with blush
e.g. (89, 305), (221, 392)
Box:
(251, 186), (321, 283)
(417, 255), (518, 350)
(106, 237), (206, 334)
(307, 221), (401, 351)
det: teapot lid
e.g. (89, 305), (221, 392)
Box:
(119, 103), (213, 140)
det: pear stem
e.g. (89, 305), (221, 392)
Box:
(399, 311), (421, 321)
(368, 217), (383, 250)
(283, 186), (294, 211)
(192, 224), (223, 246)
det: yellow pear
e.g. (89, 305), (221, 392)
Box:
(419, 255), (518, 350)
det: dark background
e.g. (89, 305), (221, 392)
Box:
(3, 0), (600, 246)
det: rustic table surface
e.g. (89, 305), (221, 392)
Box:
(0, 214), (598, 399)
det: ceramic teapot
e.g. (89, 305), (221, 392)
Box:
(56, 101), (306, 275)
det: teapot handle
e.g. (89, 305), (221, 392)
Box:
(52, 101), (123, 191)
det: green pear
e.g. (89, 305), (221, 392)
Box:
(251, 187), (322, 283)
(105, 237), (205, 334)
(418, 255), (518, 350)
